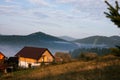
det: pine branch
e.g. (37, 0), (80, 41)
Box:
(104, 1), (120, 28)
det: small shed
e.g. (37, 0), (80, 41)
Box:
(15, 47), (54, 68)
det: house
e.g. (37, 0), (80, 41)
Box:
(54, 57), (63, 64)
(54, 52), (71, 63)
(15, 47), (54, 68)
(0, 52), (7, 73)
(0, 52), (5, 60)
(0, 52), (6, 64)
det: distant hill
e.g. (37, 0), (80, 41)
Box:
(0, 32), (78, 56)
(1, 32), (119, 57)
(74, 36), (120, 47)
(59, 36), (76, 41)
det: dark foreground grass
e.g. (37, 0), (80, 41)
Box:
(0, 55), (120, 80)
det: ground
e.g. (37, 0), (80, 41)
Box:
(0, 55), (120, 80)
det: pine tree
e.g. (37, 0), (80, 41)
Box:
(104, 1), (120, 28)
(104, 1), (120, 49)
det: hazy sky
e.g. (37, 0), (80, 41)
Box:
(0, 0), (120, 38)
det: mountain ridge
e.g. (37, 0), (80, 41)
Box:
(0, 32), (120, 56)
(74, 35), (120, 47)
(0, 32), (78, 56)
(59, 36), (76, 41)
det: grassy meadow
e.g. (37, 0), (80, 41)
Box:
(0, 55), (120, 80)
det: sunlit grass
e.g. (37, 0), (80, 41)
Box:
(0, 55), (120, 80)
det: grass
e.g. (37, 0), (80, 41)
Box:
(0, 55), (120, 80)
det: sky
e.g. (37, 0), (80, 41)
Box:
(0, 0), (120, 39)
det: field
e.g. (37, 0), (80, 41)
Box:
(0, 55), (120, 80)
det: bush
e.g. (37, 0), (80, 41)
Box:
(54, 52), (71, 63)
(109, 48), (120, 57)
(78, 52), (98, 61)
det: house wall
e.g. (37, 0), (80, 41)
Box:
(0, 54), (4, 60)
(19, 57), (40, 68)
(38, 50), (54, 62)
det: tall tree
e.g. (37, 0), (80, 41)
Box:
(104, 1), (120, 28)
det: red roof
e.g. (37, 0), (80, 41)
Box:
(15, 47), (54, 60)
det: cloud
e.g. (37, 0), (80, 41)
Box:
(55, 0), (77, 3)
(0, 5), (15, 14)
(34, 21), (62, 27)
(33, 11), (49, 18)
(0, 0), (119, 38)
(0, 5), (23, 15)
(28, 0), (49, 6)
(5, 0), (13, 2)
(55, 0), (118, 20)
(0, 5), (15, 9)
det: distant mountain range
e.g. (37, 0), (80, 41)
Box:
(59, 36), (76, 41)
(74, 36), (120, 48)
(0, 32), (78, 56)
(0, 32), (119, 57)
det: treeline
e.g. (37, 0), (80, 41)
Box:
(70, 48), (111, 58)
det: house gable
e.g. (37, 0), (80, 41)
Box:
(38, 50), (54, 62)
(0, 52), (5, 60)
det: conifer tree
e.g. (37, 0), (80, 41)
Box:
(104, 1), (120, 49)
(104, 1), (120, 28)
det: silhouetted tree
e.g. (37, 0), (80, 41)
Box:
(104, 1), (120, 28)
(78, 52), (98, 61)
(116, 45), (120, 49)
(71, 48), (111, 58)
(109, 48), (120, 57)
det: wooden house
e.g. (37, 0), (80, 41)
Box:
(0, 52), (6, 64)
(0, 52), (6, 65)
(54, 52), (71, 63)
(0, 52), (7, 73)
(15, 47), (54, 68)
(0, 52), (5, 60)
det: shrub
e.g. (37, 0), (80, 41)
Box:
(78, 52), (98, 61)
(109, 48), (120, 57)
(54, 52), (71, 63)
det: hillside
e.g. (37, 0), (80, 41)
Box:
(0, 33), (119, 56)
(74, 36), (120, 47)
(0, 32), (65, 44)
(1, 55), (120, 80)
(0, 32), (78, 56)
(59, 36), (76, 41)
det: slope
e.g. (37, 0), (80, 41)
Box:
(74, 36), (120, 47)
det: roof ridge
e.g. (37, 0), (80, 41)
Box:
(0, 52), (5, 57)
(24, 46), (47, 49)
